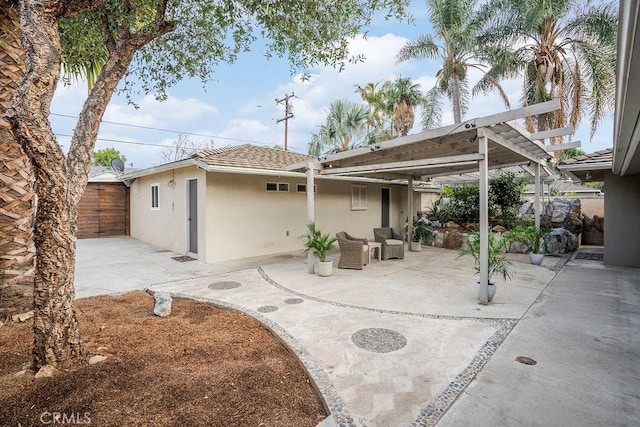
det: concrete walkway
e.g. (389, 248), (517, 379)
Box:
(75, 237), (640, 426)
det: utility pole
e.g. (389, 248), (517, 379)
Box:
(276, 93), (295, 151)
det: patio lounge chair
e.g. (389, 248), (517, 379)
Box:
(373, 227), (404, 260)
(336, 231), (369, 270)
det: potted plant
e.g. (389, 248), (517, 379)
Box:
(507, 225), (549, 265)
(457, 231), (514, 302)
(410, 222), (433, 251)
(301, 221), (337, 277)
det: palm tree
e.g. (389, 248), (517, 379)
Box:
(475, 0), (617, 140)
(1, 2), (37, 317)
(381, 76), (425, 137)
(308, 100), (371, 155)
(396, 0), (510, 128)
(354, 82), (391, 130)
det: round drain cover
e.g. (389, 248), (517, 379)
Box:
(351, 328), (407, 353)
(208, 281), (241, 290)
(257, 305), (278, 313)
(515, 356), (537, 365)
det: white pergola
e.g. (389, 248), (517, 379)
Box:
(288, 100), (571, 304)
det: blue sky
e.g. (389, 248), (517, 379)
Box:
(50, 3), (614, 169)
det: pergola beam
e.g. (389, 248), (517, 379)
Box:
(320, 154), (483, 175)
(544, 140), (582, 152)
(480, 127), (546, 166)
(531, 126), (575, 140)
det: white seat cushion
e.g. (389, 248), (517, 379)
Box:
(386, 239), (403, 246)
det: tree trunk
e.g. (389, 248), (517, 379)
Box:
(8, 0), (84, 369)
(451, 76), (462, 124)
(9, 0), (175, 370)
(0, 2), (36, 319)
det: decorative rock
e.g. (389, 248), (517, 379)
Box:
(443, 230), (465, 249)
(153, 291), (172, 317)
(88, 355), (107, 365)
(430, 220), (442, 228)
(35, 365), (59, 379)
(518, 200), (533, 217)
(544, 228), (579, 255)
(492, 225), (507, 233)
(444, 221), (461, 229)
(551, 209), (567, 223)
(508, 240), (529, 254)
(433, 231), (444, 248)
(11, 311), (33, 323)
(417, 217), (431, 226)
(462, 222), (477, 231)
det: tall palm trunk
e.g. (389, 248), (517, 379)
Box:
(0, 2), (36, 319)
(451, 76), (462, 124)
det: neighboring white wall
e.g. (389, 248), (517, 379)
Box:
(130, 166), (207, 258)
(204, 172), (404, 263)
(603, 171), (640, 267)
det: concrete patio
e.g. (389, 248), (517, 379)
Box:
(75, 237), (640, 426)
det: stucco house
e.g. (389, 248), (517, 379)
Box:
(125, 144), (407, 263)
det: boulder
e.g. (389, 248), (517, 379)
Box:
(433, 230), (444, 248)
(443, 230), (465, 249)
(544, 228), (579, 255)
(153, 291), (172, 317)
(444, 221), (461, 229)
(492, 225), (507, 233)
(430, 220), (442, 228)
(508, 240), (530, 254)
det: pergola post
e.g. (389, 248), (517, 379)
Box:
(408, 176), (414, 243)
(478, 131), (489, 304)
(306, 162), (317, 273)
(534, 163), (541, 228)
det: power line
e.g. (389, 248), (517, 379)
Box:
(50, 112), (276, 147)
(55, 134), (177, 148)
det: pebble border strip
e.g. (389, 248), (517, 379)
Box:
(164, 291), (358, 427)
(257, 267), (519, 426)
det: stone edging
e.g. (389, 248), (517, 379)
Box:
(162, 291), (357, 426)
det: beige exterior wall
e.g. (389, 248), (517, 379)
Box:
(579, 197), (605, 218)
(130, 166), (207, 258)
(205, 172), (405, 262)
(130, 166), (405, 263)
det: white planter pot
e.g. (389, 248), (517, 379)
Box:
(475, 281), (497, 302)
(315, 260), (333, 277)
(529, 253), (544, 265)
(410, 241), (421, 252)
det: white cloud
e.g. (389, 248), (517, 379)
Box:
(104, 94), (218, 128)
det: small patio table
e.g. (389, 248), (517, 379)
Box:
(368, 242), (382, 263)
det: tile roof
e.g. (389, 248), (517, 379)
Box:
(193, 144), (313, 171)
(558, 148), (613, 168)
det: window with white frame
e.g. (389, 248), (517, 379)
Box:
(296, 183), (317, 193)
(151, 184), (159, 209)
(351, 184), (367, 210)
(265, 182), (289, 192)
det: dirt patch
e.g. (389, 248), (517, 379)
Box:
(0, 291), (328, 426)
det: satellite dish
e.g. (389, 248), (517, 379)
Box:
(111, 158), (125, 173)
